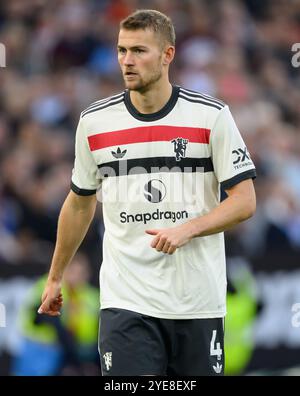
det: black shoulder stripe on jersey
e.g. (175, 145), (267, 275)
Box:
(221, 169), (257, 190)
(82, 93), (125, 115)
(81, 97), (125, 118)
(82, 94), (124, 117)
(83, 94), (123, 111)
(97, 157), (214, 177)
(70, 181), (97, 196)
(178, 94), (223, 111)
(180, 88), (225, 108)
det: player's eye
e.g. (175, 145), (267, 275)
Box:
(118, 48), (126, 54)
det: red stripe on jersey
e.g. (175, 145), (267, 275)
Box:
(88, 126), (210, 151)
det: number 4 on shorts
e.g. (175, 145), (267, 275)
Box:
(210, 330), (222, 361)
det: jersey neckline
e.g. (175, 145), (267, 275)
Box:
(124, 85), (180, 122)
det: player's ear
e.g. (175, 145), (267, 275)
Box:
(163, 45), (175, 65)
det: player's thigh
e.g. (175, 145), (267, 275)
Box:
(168, 317), (225, 376)
(99, 308), (167, 376)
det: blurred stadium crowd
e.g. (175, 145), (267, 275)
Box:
(0, 0), (300, 376)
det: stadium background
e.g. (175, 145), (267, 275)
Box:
(0, 0), (300, 376)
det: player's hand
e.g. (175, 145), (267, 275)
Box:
(38, 281), (63, 316)
(145, 223), (194, 255)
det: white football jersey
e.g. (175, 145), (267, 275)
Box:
(71, 85), (256, 319)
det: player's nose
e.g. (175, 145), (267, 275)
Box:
(123, 52), (135, 66)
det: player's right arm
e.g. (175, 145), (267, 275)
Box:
(38, 191), (97, 316)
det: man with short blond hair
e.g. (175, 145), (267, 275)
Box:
(39, 9), (256, 376)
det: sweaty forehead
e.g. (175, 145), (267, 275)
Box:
(118, 28), (160, 47)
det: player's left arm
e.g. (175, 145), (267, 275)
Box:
(146, 178), (256, 255)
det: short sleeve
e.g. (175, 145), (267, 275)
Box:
(210, 105), (256, 190)
(71, 117), (100, 196)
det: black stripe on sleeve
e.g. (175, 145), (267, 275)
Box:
(178, 94), (223, 111)
(221, 169), (257, 190)
(81, 93), (124, 116)
(71, 182), (96, 196)
(81, 97), (124, 118)
(180, 88), (225, 108)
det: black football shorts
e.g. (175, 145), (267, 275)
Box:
(99, 308), (224, 376)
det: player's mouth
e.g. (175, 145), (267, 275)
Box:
(124, 71), (138, 79)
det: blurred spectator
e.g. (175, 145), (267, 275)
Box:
(225, 258), (258, 375)
(11, 253), (100, 376)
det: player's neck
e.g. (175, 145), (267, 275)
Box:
(129, 81), (173, 114)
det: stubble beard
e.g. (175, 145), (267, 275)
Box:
(125, 65), (163, 94)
